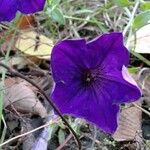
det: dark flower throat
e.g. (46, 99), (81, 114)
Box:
(81, 70), (95, 86)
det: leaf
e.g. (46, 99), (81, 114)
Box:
(7, 56), (30, 69)
(112, 0), (132, 7)
(48, 0), (60, 7)
(140, 2), (150, 11)
(70, 118), (84, 135)
(50, 8), (65, 25)
(17, 15), (35, 29)
(46, 0), (65, 25)
(58, 129), (65, 145)
(15, 31), (53, 60)
(129, 24), (150, 53)
(48, 124), (59, 140)
(133, 10), (150, 29)
(113, 103), (142, 141)
(128, 67), (140, 74)
(4, 78), (47, 117)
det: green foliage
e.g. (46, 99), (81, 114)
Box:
(49, 8), (65, 25)
(140, 1), (150, 11)
(128, 67), (140, 74)
(58, 129), (65, 145)
(47, 0), (60, 6)
(133, 10), (150, 29)
(112, 0), (133, 7)
(46, 0), (65, 25)
(48, 124), (59, 140)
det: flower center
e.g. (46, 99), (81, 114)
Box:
(81, 70), (95, 86)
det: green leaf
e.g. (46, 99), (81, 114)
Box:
(133, 10), (150, 29)
(46, 7), (65, 25)
(47, 0), (60, 6)
(112, 0), (133, 7)
(51, 8), (65, 25)
(58, 129), (65, 144)
(128, 67), (140, 74)
(51, 0), (60, 6)
(140, 2), (150, 11)
(48, 124), (59, 140)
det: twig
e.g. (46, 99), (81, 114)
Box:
(0, 119), (56, 147)
(0, 115), (7, 147)
(133, 102), (150, 116)
(0, 62), (81, 150)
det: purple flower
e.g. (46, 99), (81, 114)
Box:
(0, 0), (45, 22)
(51, 32), (141, 133)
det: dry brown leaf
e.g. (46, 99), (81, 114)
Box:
(17, 15), (35, 30)
(4, 78), (47, 118)
(113, 103), (142, 141)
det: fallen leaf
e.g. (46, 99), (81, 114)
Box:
(129, 24), (150, 53)
(17, 15), (36, 30)
(15, 31), (53, 59)
(113, 103), (142, 141)
(4, 78), (47, 117)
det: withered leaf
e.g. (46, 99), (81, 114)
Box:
(4, 78), (47, 117)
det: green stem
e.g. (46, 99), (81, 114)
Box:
(123, 0), (140, 36)
(130, 51), (150, 66)
(64, 15), (97, 24)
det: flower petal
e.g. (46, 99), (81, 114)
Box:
(100, 65), (141, 103)
(87, 32), (129, 69)
(0, 0), (17, 21)
(50, 32), (141, 134)
(51, 39), (91, 84)
(18, 0), (45, 14)
(51, 81), (119, 133)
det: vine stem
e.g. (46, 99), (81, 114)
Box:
(0, 62), (81, 150)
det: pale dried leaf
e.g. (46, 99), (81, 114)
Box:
(15, 31), (53, 60)
(113, 104), (142, 141)
(4, 79), (47, 117)
(129, 24), (150, 53)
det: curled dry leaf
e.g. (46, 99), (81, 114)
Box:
(4, 78), (47, 118)
(113, 102), (142, 141)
